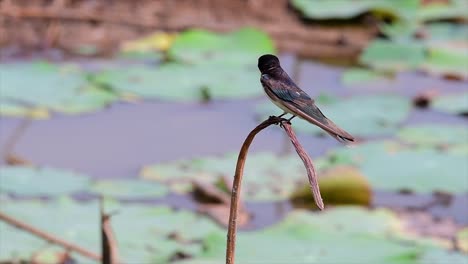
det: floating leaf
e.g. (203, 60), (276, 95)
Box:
(290, 0), (405, 20)
(0, 198), (100, 263)
(360, 40), (426, 72)
(168, 28), (275, 65)
(380, 20), (420, 41)
(51, 85), (118, 114)
(179, 208), (464, 264)
(0, 199), (224, 264)
(0, 166), (91, 196)
(417, 0), (468, 21)
(292, 0), (467, 22)
(257, 94), (411, 137)
(0, 101), (49, 119)
(341, 68), (390, 85)
(417, 249), (468, 264)
(121, 32), (176, 53)
(0, 221), (50, 263)
(142, 152), (330, 201)
(0, 62), (117, 117)
(90, 179), (169, 199)
(431, 91), (468, 115)
(397, 124), (468, 147)
(324, 141), (468, 193)
(421, 47), (468, 80)
(422, 22), (468, 45)
(95, 62), (263, 101)
(97, 28), (274, 101)
(362, 21), (468, 79)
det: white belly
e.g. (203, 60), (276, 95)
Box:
(263, 85), (294, 115)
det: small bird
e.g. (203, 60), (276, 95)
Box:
(258, 54), (354, 143)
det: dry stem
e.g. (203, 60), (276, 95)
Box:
(0, 211), (101, 261)
(100, 198), (120, 264)
(226, 116), (323, 264)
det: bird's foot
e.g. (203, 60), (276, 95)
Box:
(279, 119), (291, 128)
(268, 115), (289, 126)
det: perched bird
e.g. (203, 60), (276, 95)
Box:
(258, 54), (354, 143)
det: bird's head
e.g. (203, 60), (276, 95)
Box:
(258, 54), (281, 74)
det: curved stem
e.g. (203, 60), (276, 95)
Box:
(225, 116), (284, 264)
(225, 117), (324, 264)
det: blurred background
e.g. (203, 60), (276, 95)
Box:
(0, 0), (467, 263)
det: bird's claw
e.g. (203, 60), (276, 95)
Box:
(268, 115), (291, 127)
(279, 120), (291, 128)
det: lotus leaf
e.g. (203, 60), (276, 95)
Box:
(256, 94), (411, 137)
(0, 166), (91, 196)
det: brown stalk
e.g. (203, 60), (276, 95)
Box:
(226, 116), (324, 264)
(100, 198), (120, 264)
(0, 211), (101, 262)
(281, 122), (324, 210)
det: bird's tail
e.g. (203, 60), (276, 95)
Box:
(287, 101), (355, 145)
(326, 130), (355, 146)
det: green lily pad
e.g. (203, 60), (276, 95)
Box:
(90, 179), (169, 199)
(0, 166), (91, 196)
(417, 0), (468, 21)
(431, 92), (468, 115)
(95, 28), (274, 101)
(291, 0), (375, 19)
(0, 198), (224, 264)
(256, 94), (411, 137)
(168, 28), (275, 65)
(0, 198), (100, 263)
(341, 68), (390, 85)
(380, 20), (420, 41)
(361, 21), (467, 79)
(290, 0), (413, 20)
(397, 124), (468, 147)
(94, 62), (263, 101)
(0, 220), (50, 263)
(0, 62), (117, 117)
(447, 143), (468, 155)
(291, 0), (467, 22)
(178, 207), (465, 264)
(422, 48), (468, 80)
(360, 40), (426, 72)
(141, 152), (330, 201)
(324, 141), (468, 193)
(0, 101), (49, 119)
(417, 249), (468, 264)
(51, 85), (118, 114)
(422, 22), (468, 44)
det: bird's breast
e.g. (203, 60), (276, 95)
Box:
(262, 83), (294, 114)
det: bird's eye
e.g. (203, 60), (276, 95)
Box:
(261, 74), (270, 80)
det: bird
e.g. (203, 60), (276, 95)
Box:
(258, 54), (354, 144)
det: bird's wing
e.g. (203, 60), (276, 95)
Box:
(266, 81), (355, 142)
(263, 76), (312, 102)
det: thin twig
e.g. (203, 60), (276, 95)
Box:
(0, 211), (101, 262)
(225, 116), (324, 264)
